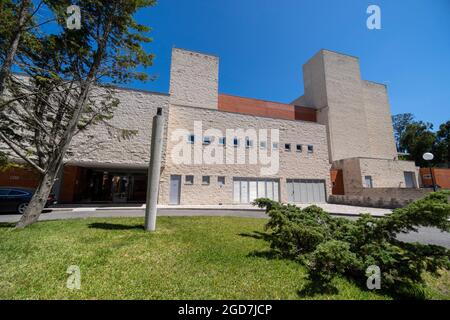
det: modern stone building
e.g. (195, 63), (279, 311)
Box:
(0, 48), (421, 206)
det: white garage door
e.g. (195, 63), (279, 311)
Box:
(287, 179), (326, 203)
(233, 178), (279, 203)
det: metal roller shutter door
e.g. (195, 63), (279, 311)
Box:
(287, 179), (326, 203)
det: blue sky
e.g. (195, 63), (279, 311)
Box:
(31, 1), (449, 128)
(129, 0), (450, 128)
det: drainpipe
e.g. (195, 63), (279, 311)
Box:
(429, 167), (437, 192)
(423, 152), (437, 192)
(144, 108), (164, 232)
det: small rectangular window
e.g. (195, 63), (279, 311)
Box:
(272, 142), (279, 150)
(203, 136), (212, 145)
(187, 134), (195, 144)
(260, 141), (267, 149)
(364, 176), (373, 188)
(245, 138), (253, 148)
(202, 176), (210, 185)
(296, 144), (303, 152)
(185, 175), (194, 185)
(218, 176), (225, 186)
(308, 145), (314, 153)
(219, 137), (226, 146)
(285, 143), (291, 151)
(233, 138), (239, 147)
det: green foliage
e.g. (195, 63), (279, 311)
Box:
(392, 114), (449, 167)
(307, 240), (361, 287)
(1, 1), (155, 170)
(254, 192), (450, 299)
(0, 151), (8, 170)
(43, 0), (156, 84)
(397, 118), (450, 167)
(392, 113), (414, 152)
(0, 152), (22, 171)
(436, 121), (450, 167)
(0, 0), (15, 53)
(400, 121), (437, 167)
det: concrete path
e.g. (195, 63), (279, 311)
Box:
(41, 202), (393, 216)
(0, 203), (392, 224)
(0, 208), (266, 223)
(1, 207), (448, 249)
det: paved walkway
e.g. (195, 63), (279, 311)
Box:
(0, 203), (392, 224)
(2, 207), (448, 248)
(52, 203), (392, 216)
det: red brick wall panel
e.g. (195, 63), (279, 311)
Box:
(0, 167), (40, 189)
(420, 168), (450, 189)
(218, 94), (317, 122)
(59, 166), (80, 203)
(330, 169), (345, 195)
(295, 106), (317, 122)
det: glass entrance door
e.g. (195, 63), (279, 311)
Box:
(111, 175), (131, 203)
(83, 170), (147, 203)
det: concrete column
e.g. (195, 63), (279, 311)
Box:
(144, 108), (164, 232)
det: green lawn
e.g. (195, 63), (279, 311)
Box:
(0, 216), (448, 300)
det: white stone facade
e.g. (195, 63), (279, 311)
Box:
(2, 47), (421, 205)
(362, 81), (398, 160)
(68, 88), (170, 168)
(159, 105), (330, 205)
(293, 50), (398, 162)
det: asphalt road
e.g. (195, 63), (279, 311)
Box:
(1, 208), (449, 248)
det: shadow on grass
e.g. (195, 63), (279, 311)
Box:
(296, 272), (427, 300)
(238, 231), (272, 241)
(0, 223), (15, 229)
(239, 230), (343, 297)
(247, 249), (281, 260)
(239, 231), (282, 260)
(297, 281), (339, 298)
(88, 222), (144, 231)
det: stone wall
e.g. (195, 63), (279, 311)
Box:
(358, 157), (420, 188)
(68, 87), (170, 167)
(159, 104), (331, 205)
(329, 188), (432, 209)
(169, 48), (219, 110)
(332, 157), (420, 195)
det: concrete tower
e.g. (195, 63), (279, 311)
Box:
(169, 48), (219, 110)
(293, 49), (398, 162)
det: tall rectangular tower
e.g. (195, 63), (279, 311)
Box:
(169, 48), (219, 110)
(362, 80), (398, 160)
(295, 49), (397, 162)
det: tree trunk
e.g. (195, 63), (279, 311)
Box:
(15, 158), (62, 229)
(14, 14), (114, 228)
(0, 0), (30, 95)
